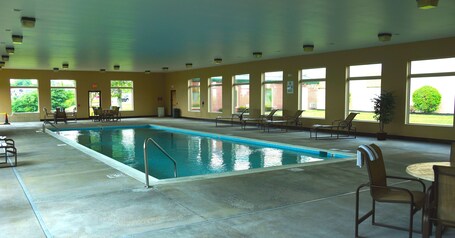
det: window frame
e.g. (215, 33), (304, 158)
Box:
(110, 80), (134, 111)
(346, 63), (382, 121)
(299, 67), (326, 119)
(50, 79), (77, 111)
(262, 71), (284, 116)
(188, 78), (201, 112)
(232, 74), (250, 113)
(208, 76), (223, 113)
(9, 79), (40, 113)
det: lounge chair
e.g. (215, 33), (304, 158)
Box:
(262, 109), (304, 132)
(43, 107), (54, 123)
(422, 165), (455, 238)
(241, 109), (279, 130)
(0, 136), (17, 167)
(215, 108), (248, 127)
(54, 107), (67, 124)
(66, 107), (77, 122)
(355, 144), (426, 238)
(310, 112), (358, 139)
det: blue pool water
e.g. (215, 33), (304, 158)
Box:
(58, 125), (350, 179)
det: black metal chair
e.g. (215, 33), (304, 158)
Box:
(355, 144), (426, 238)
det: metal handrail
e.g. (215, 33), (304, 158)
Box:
(143, 137), (178, 188)
(42, 120), (60, 134)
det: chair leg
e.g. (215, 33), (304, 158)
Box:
(409, 204), (414, 238)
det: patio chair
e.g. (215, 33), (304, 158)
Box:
(241, 109), (279, 130)
(0, 137), (17, 167)
(422, 165), (455, 238)
(262, 109), (304, 132)
(54, 107), (67, 124)
(92, 107), (103, 122)
(215, 108), (248, 126)
(43, 107), (54, 123)
(310, 112), (359, 139)
(355, 144), (426, 238)
(111, 106), (121, 121)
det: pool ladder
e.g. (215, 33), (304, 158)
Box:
(143, 138), (178, 188)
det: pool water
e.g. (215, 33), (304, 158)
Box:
(58, 125), (350, 179)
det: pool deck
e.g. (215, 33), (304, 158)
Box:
(1, 118), (453, 237)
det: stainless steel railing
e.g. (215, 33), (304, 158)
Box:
(143, 138), (178, 188)
(42, 120), (60, 134)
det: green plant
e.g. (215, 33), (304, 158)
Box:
(412, 86), (441, 113)
(372, 91), (395, 133)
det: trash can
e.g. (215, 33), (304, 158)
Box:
(157, 107), (165, 117)
(173, 108), (181, 118)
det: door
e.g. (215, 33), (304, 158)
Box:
(170, 90), (177, 115)
(88, 91), (101, 117)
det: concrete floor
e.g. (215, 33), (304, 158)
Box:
(0, 118), (453, 238)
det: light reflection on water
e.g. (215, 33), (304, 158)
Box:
(59, 127), (339, 179)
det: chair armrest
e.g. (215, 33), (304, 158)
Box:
(370, 184), (416, 204)
(386, 175), (426, 192)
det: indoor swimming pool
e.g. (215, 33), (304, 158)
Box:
(56, 125), (351, 180)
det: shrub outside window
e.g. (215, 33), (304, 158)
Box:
(233, 74), (250, 113)
(209, 76), (223, 113)
(51, 79), (77, 111)
(111, 80), (134, 111)
(263, 71), (283, 116)
(407, 57), (455, 126)
(188, 78), (201, 111)
(347, 64), (382, 121)
(300, 67), (326, 118)
(10, 79), (39, 113)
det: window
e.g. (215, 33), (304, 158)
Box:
(407, 57), (455, 126)
(347, 64), (382, 121)
(51, 80), (77, 111)
(233, 74), (250, 113)
(10, 79), (39, 113)
(188, 78), (200, 111)
(111, 80), (134, 111)
(208, 76), (223, 113)
(299, 68), (326, 118)
(263, 71), (283, 116)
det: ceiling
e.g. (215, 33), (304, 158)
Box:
(1, 0), (454, 72)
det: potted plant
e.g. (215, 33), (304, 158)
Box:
(372, 91), (395, 140)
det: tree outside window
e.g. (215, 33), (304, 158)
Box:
(51, 80), (76, 111)
(111, 80), (134, 111)
(10, 79), (39, 113)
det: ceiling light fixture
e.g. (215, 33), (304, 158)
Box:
(417, 0), (439, 9)
(186, 63), (193, 68)
(53, 67), (59, 72)
(100, 68), (106, 73)
(253, 52), (262, 58)
(113, 65), (120, 70)
(12, 35), (23, 44)
(21, 17), (36, 28)
(214, 58), (222, 64)
(378, 33), (392, 42)
(162, 67), (169, 71)
(2, 55), (9, 61)
(0, 61), (5, 67)
(145, 70), (151, 74)
(6, 46), (15, 54)
(303, 44), (314, 52)
(62, 63), (69, 69)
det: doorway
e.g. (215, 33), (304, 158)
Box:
(88, 91), (101, 117)
(170, 90), (177, 116)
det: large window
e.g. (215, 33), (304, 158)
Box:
(208, 76), (223, 113)
(233, 74), (250, 113)
(299, 67), (326, 118)
(10, 79), (39, 113)
(51, 80), (77, 111)
(111, 80), (134, 111)
(188, 78), (200, 111)
(407, 57), (455, 126)
(347, 63), (382, 121)
(263, 71), (283, 116)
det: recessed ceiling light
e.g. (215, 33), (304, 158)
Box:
(162, 67), (169, 71)
(303, 44), (314, 52)
(186, 63), (193, 68)
(53, 67), (59, 72)
(378, 33), (392, 42)
(62, 63), (69, 69)
(100, 68), (106, 73)
(253, 52), (262, 58)
(12, 35), (23, 44)
(0, 61), (5, 67)
(417, 0), (438, 9)
(214, 58), (222, 64)
(6, 46), (15, 54)
(2, 55), (9, 61)
(113, 65), (120, 70)
(21, 17), (36, 28)
(145, 70), (151, 74)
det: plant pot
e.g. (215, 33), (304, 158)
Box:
(376, 132), (387, 141)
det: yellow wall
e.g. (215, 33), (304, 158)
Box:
(0, 69), (165, 121)
(164, 37), (455, 141)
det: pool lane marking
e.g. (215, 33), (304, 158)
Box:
(11, 162), (53, 238)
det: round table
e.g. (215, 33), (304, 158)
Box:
(405, 162), (450, 182)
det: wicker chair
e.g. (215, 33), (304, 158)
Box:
(355, 144), (426, 238)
